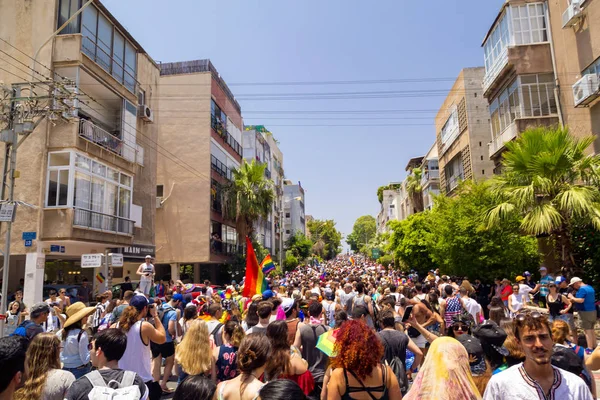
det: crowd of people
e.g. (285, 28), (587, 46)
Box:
(0, 254), (599, 399)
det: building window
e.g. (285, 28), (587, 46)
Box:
(512, 4), (548, 45)
(211, 99), (227, 134)
(440, 106), (459, 148)
(45, 151), (133, 223)
(80, 4), (137, 93)
(484, 11), (510, 74)
(285, 213), (290, 218)
(286, 230), (291, 234)
(156, 185), (164, 197)
(583, 57), (600, 77)
(57, 0), (82, 35)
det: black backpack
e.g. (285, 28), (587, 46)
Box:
(380, 335), (408, 395)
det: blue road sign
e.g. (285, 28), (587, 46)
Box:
(24, 239), (32, 247)
(50, 245), (60, 252)
(22, 232), (36, 240)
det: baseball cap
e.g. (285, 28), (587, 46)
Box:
(130, 295), (150, 311)
(145, 255), (152, 259)
(569, 277), (583, 286)
(473, 320), (509, 357)
(172, 293), (184, 302)
(457, 335), (487, 376)
(515, 275), (525, 282)
(555, 276), (567, 284)
(523, 271), (531, 277)
(539, 266), (547, 272)
(281, 298), (295, 313)
(31, 302), (50, 315)
(262, 290), (274, 300)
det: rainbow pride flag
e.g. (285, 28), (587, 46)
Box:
(95, 273), (105, 284)
(242, 237), (268, 297)
(260, 254), (275, 275)
(349, 256), (355, 265)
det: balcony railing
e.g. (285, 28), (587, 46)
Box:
(73, 207), (134, 235)
(421, 170), (440, 185)
(211, 115), (242, 157)
(211, 155), (231, 180)
(488, 121), (518, 158)
(79, 119), (123, 155)
(210, 241), (243, 256)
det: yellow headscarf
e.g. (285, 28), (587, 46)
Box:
(404, 336), (482, 400)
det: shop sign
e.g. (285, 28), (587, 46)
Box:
(81, 253), (103, 268)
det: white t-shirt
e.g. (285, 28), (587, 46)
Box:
(462, 297), (481, 323)
(139, 263), (154, 282)
(483, 363), (592, 400)
(518, 284), (533, 302)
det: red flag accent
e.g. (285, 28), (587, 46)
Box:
(242, 236), (260, 297)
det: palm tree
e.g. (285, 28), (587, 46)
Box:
(222, 159), (275, 244)
(406, 167), (425, 213)
(484, 126), (600, 272)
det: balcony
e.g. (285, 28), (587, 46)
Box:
(212, 115), (242, 157)
(483, 48), (509, 94)
(210, 241), (243, 257)
(211, 155), (231, 180)
(488, 121), (519, 158)
(73, 207), (134, 236)
(446, 174), (464, 193)
(421, 170), (440, 187)
(79, 119), (122, 155)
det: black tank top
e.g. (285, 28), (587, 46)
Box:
(342, 364), (389, 400)
(547, 293), (564, 317)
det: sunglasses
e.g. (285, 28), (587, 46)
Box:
(453, 324), (468, 331)
(515, 311), (542, 322)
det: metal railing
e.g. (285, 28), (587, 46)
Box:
(211, 115), (243, 157)
(446, 174), (464, 193)
(210, 241), (243, 256)
(211, 155), (231, 180)
(73, 207), (134, 235)
(421, 170), (439, 185)
(79, 119), (123, 155)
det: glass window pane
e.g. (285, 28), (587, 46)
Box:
(113, 31), (125, 82)
(522, 87), (532, 116)
(47, 170), (58, 206)
(120, 174), (132, 187)
(81, 5), (98, 57)
(74, 172), (91, 209)
(97, 14), (112, 72)
(76, 154), (91, 170)
(92, 161), (106, 177)
(58, 170), (69, 206)
(50, 152), (70, 166)
(118, 188), (131, 218)
(107, 167), (119, 182)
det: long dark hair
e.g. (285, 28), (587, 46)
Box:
(244, 303), (259, 329)
(265, 320), (291, 379)
(61, 319), (83, 341)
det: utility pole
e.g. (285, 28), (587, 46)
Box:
(0, 80), (76, 337)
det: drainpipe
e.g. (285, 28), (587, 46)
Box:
(545, 2), (565, 127)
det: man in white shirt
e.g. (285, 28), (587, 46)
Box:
(136, 255), (155, 296)
(483, 309), (592, 400)
(459, 288), (481, 325)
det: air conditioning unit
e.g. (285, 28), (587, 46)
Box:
(139, 105), (154, 123)
(572, 74), (600, 107)
(562, 0), (583, 28)
(156, 197), (163, 209)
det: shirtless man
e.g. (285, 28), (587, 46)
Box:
(407, 292), (433, 361)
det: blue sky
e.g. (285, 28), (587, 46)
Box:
(103, 0), (503, 242)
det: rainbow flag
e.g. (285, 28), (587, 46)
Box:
(95, 272), (105, 284)
(242, 237), (268, 297)
(260, 255), (275, 275)
(349, 256), (355, 265)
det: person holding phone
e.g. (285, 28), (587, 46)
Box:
(137, 255), (155, 296)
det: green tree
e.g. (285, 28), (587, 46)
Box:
(346, 215), (377, 252)
(430, 181), (540, 280)
(283, 253), (299, 272)
(406, 167), (424, 213)
(307, 219), (343, 260)
(286, 232), (313, 260)
(387, 213), (436, 274)
(484, 127), (600, 272)
(222, 159), (275, 244)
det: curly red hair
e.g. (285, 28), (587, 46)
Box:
(331, 320), (383, 380)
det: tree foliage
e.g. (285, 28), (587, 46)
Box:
(285, 232), (313, 261)
(387, 181), (540, 280)
(283, 253), (299, 272)
(222, 159), (275, 243)
(346, 215), (377, 252)
(406, 167), (424, 213)
(307, 219), (343, 260)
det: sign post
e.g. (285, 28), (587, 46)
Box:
(371, 248), (381, 260)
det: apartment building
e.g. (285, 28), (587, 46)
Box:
(283, 180), (306, 243)
(548, 0), (600, 152)
(242, 125), (285, 256)
(377, 186), (401, 234)
(0, 0), (159, 305)
(482, 1), (560, 171)
(436, 68), (495, 194)
(156, 60), (243, 283)
(421, 144), (440, 210)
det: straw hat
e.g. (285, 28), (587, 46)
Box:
(63, 302), (95, 329)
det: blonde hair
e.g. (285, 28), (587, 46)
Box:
(15, 333), (61, 400)
(175, 320), (212, 375)
(551, 320), (570, 344)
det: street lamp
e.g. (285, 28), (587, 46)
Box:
(280, 196), (301, 264)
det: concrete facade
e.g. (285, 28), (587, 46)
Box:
(0, 0), (158, 304)
(283, 181), (305, 242)
(547, 0), (600, 153)
(155, 60), (243, 283)
(436, 68), (495, 194)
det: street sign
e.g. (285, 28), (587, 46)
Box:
(22, 232), (36, 240)
(372, 248), (381, 259)
(0, 203), (15, 222)
(50, 245), (60, 252)
(24, 239), (32, 247)
(81, 253), (103, 268)
(109, 253), (123, 267)
(60, 246), (65, 253)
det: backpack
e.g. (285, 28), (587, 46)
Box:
(158, 305), (176, 323)
(11, 320), (35, 338)
(84, 370), (142, 400)
(381, 335), (409, 395)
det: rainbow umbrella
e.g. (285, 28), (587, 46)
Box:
(316, 329), (339, 357)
